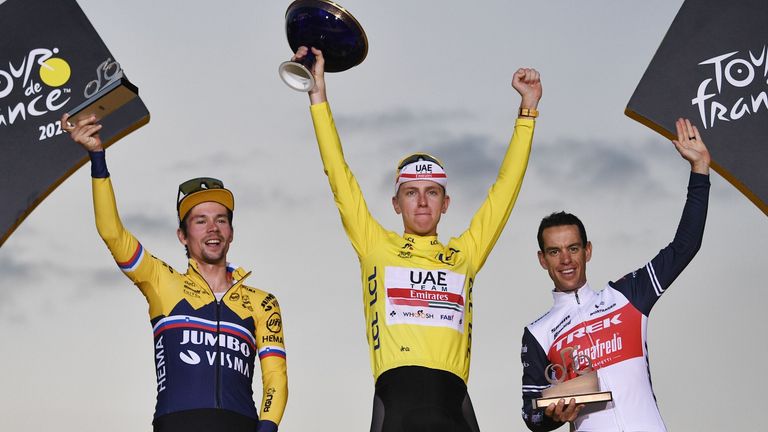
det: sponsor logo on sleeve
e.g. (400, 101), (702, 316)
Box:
(260, 293), (279, 311)
(266, 312), (282, 333)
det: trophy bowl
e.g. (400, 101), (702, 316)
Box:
(279, 0), (368, 91)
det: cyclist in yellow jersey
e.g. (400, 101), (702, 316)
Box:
(61, 114), (288, 432)
(292, 46), (542, 432)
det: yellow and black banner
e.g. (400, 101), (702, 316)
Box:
(0, 0), (149, 246)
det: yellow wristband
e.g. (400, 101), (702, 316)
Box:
(519, 107), (539, 118)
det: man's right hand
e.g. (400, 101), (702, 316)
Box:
(544, 398), (584, 423)
(61, 113), (104, 152)
(292, 46), (327, 104)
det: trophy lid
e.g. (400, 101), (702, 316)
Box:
(284, 0), (368, 73)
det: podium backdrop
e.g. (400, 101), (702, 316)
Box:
(0, 0), (150, 246)
(627, 0), (768, 215)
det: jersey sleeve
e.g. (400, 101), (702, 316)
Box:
(458, 118), (534, 270)
(254, 293), (288, 427)
(90, 152), (164, 295)
(310, 101), (385, 257)
(521, 327), (564, 432)
(610, 172), (710, 315)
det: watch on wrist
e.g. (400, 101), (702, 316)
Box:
(519, 107), (539, 118)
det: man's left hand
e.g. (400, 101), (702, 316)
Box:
(672, 118), (710, 175)
(512, 67), (542, 109)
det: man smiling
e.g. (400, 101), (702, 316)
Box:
(62, 114), (288, 432)
(294, 46), (542, 431)
(521, 118), (711, 431)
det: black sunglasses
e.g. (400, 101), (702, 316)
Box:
(397, 153), (444, 170)
(176, 177), (225, 208)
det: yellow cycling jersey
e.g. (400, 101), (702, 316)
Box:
(92, 176), (287, 425)
(310, 101), (534, 383)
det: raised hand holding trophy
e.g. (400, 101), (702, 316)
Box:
(533, 347), (613, 409)
(278, 0), (368, 92)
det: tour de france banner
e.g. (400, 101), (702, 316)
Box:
(0, 0), (150, 246)
(626, 0), (768, 215)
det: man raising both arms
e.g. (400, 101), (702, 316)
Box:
(62, 114), (288, 432)
(521, 118), (710, 431)
(294, 46), (542, 431)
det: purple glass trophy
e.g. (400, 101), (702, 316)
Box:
(278, 0), (368, 92)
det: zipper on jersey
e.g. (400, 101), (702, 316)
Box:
(572, 289), (592, 377)
(572, 286), (624, 431)
(215, 299), (222, 408)
(189, 265), (226, 409)
(189, 265), (252, 410)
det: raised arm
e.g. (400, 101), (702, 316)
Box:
(460, 68), (542, 270)
(296, 47), (385, 256)
(610, 118), (710, 313)
(61, 113), (159, 287)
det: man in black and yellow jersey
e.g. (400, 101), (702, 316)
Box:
(292, 46), (542, 431)
(61, 114), (288, 432)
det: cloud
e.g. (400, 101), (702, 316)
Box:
(527, 137), (686, 199)
(0, 254), (34, 281)
(166, 146), (269, 172)
(335, 107), (471, 132)
(122, 212), (177, 236)
(0, 255), (35, 321)
(0, 253), (76, 322)
(369, 133), (678, 199)
(81, 267), (132, 295)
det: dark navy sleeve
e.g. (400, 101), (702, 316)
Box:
(89, 150), (109, 178)
(257, 420), (278, 432)
(521, 327), (563, 432)
(609, 172), (710, 315)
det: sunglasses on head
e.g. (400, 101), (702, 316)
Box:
(397, 153), (444, 170)
(177, 177), (225, 208)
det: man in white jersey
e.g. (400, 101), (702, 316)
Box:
(521, 118), (710, 431)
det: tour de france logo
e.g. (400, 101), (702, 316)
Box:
(0, 47), (73, 134)
(1, 46), (122, 141)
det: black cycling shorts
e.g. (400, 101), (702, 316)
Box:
(153, 408), (257, 432)
(370, 366), (481, 432)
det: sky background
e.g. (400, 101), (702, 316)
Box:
(1, 1), (766, 431)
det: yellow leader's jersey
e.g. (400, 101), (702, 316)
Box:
(311, 101), (534, 383)
(92, 176), (287, 425)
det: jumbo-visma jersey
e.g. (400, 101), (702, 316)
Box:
(92, 176), (287, 424)
(311, 102), (534, 383)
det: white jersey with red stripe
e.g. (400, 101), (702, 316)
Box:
(524, 282), (663, 431)
(521, 172), (710, 431)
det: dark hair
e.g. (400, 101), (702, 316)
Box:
(537, 211), (587, 252)
(179, 209), (234, 258)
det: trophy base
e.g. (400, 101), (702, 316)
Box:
(533, 391), (613, 409)
(67, 76), (138, 123)
(278, 60), (316, 92)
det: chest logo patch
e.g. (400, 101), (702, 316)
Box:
(384, 266), (466, 332)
